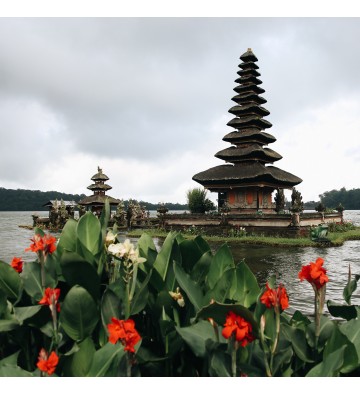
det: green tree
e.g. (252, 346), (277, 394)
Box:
(186, 188), (215, 214)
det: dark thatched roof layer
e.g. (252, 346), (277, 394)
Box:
(238, 68), (260, 77)
(222, 130), (276, 145)
(91, 169), (109, 181)
(193, 163), (302, 189)
(234, 84), (265, 95)
(78, 195), (122, 206)
(215, 145), (282, 163)
(87, 183), (112, 191)
(227, 116), (272, 130)
(231, 93), (267, 105)
(240, 49), (258, 62)
(228, 104), (270, 117)
(235, 75), (262, 85)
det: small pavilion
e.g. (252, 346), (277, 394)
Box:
(193, 48), (302, 213)
(78, 167), (122, 216)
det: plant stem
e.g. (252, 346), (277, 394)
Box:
(230, 333), (237, 377)
(39, 251), (46, 289)
(126, 352), (132, 377)
(270, 307), (280, 371)
(129, 263), (138, 303)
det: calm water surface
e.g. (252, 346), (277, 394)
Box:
(1, 210), (359, 315)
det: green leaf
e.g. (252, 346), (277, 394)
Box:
(204, 268), (234, 304)
(343, 268), (360, 305)
(306, 345), (347, 377)
(208, 346), (231, 377)
(229, 260), (260, 307)
(190, 251), (212, 284)
(0, 351), (20, 367)
(306, 315), (335, 351)
(60, 251), (101, 302)
(14, 306), (42, 324)
(193, 235), (211, 254)
(173, 262), (203, 312)
(195, 301), (258, 336)
(0, 319), (19, 332)
(271, 342), (293, 376)
(137, 232), (157, 258)
(176, 320), (217, 358)
(0, 290), (7, 316)
(206, 244), (234, 290)
(57, 218), (78, 254)
(0, 365), (35, 377)
(282, 324), (314, 363)
(21, 261), (55, 300)
(86, 342), (126, 377)
(63, 337), (96, 377)
(76, 212), (102, 256)
(99, 199), (110, 241)
(60, 285), (99, 341)
(153, 232), (178, 281)
(327, 300), (357, 321)
(179, 239), (204, 273)
(0, 260), (22, 302)
(130, 269), (152, 315)
(339, 316), (360, 365)
(101, 288), (123, 331)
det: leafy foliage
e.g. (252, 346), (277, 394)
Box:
(1, 207), (360, 377)
(186, 188), (216, 214)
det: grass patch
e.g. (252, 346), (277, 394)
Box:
(126, 227), (360, 248)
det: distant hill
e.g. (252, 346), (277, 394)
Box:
(0, 187), (188, 211)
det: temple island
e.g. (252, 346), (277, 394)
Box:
(161, 49), (342, 237)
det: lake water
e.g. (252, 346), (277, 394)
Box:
(1, 210), (359, 316)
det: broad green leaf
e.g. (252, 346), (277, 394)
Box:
(57, 218), (77, 253)
(306, 315), (335, 351)
(60, 285), (99, 341)
(130, 269), (152, 315)
(343, 269), (360, 305)
(76, 212), (102, 256)
(21, 261), (55, 300)
(204, 268), (234, 304)
(0, 351), (20, 367)
(193, 235), (211, 254)
(208, 347), (231, 377)
(229, 261), (260, 307)
(179, 239), (204, 273)
(195, 301), (258, 336)
(190, 251), (212, 284)
(101, 288), (123, 331)
(176, 320), (216, 358)
(0, 319), (19, 332)
(339, 316), (360, 364)
(137, 232), (157, 258)
(173, 262), (203, 312)
(63, 337), (96, 377)
(14, 306), (42, 323)
(60, 251), (100, 301)
(0, 365), (35, 377)
(206, 244), (234, 290)
(0, 260), (22, 302)
(327, 300), (357, 321)
(0, 290), (7, 316)
(306, 345), (347, 377)
(281, 324), (314, 363)
(323, 324), (358, 374)
(153, 232), (177, 281)
(271, 341), (293, 376)
(86, 342), (126, 377)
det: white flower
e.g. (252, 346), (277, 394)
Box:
(105, 231), (117, 246)
(169, 287), (185, 307)
(107, 243), (123, 257)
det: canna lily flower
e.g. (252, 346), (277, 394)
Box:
(36, 348), (59, 375)
(298, 257), (329, 290)
(107, 317), (141, 353)
(260, 282), (289, 311)
(10, 257), (24, 273)
(105, 230), (117, 246)
(26, 234), (57, 255)
(39, 288), (61, 312)
(222, 311), (255, 347)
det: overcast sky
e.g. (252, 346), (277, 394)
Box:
(0, 16), (359, 204)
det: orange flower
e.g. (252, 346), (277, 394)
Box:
(107, 317), (141, 353)
(39, 288), (61, 312)
(260, 283), (289, 311)
(26, 234), (57, 255)
(222, 311), (255, 347)
(10, 257), (24, 273)
(36, 348), (59, 375)
(298, 257), (329, 290)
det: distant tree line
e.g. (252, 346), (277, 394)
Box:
(319, 187), (360, 210)
(0, 187), (188, 211)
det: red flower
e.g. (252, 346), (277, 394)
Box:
(10, 257), (24, 273)
(39, 288), (61, 312)
(260, 283), (289, 311)
(298, 257), (329, 290)
(107, 317), (141, 353)
(36, 348), (59, 375)
(26, 234), (57, 255)
(222, 311), (255, 347)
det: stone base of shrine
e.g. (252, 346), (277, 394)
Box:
(161, 212), (342, 237)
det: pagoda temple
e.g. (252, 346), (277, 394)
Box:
(193, 48), (302, 213)
(78, 166), (122, 216)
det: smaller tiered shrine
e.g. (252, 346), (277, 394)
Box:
(78, 167), (122, 216)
